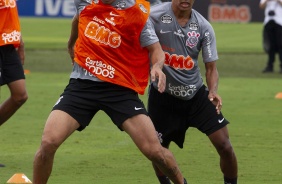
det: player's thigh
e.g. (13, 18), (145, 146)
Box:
(7, 79), (27, 96)
(208, 126), (231, 150)
(42, 110), (80, 147)
(122, 114), (160, 154)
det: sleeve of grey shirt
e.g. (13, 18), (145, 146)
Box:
(74, 0), (90, 14)
(140, 19), (159, 48)
(201, 23), (219, 63)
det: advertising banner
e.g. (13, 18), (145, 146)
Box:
(17, 0), (75, 18)
(16, 0), (264, 22)
(193, 0), (264, 23)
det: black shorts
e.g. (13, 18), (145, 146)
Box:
(53, 79), (148, 131)
(0, 45), (25, 86)
(148, 85), (229, 148)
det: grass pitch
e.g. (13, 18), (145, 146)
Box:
(0, 18), (281, 184)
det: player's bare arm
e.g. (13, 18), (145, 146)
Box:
(205, 61), (222, 114)
(17, 36), (25, 65)
(67, 14), (79, 63)
(146, 42), (166, 93)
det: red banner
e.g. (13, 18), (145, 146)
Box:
(193, 0), (264, 23)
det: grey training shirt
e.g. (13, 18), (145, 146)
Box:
(150, 2), (218, 100)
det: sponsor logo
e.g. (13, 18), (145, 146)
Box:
(188, 22), (199, 30)
(0, 0), (16, 8)
(168, 83), (197, 97)
(110, 11), (119, 17)
(93, 16), (105, 24)
(105, 17), (116, 26)
(84, 21), (121, 48)
(160, 30), (172, 34)
(1, 30), (21, 44)
(174, 29), (184, 37)
(54, 96), (63, 107)
(85, 57), (115, 79)
(134, 107), (144, 110)
(205, 32), (212, 58)
(164, 52), (194, 70)
(161, 14), (173, 24)
(161, 45), (175, 52)
(139, 4), (148, 13)
(186, 31), (200, 48)
(83, 68), (94, 77)
(209, 4), (251, 23)
(218, 118), (225, 123)
(34, 0), (75, 17)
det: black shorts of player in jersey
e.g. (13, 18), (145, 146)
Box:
(148, 85), (229, 148)
(53, 79), (148, 131)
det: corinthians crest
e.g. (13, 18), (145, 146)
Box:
(186, 31), (200, 48)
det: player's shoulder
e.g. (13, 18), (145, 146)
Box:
(191, 9), (213, 29)
(74, 0), (92, 13)
(150, 2), (171, 14)
(74, 0), (92, 6)
(192, 9), (208, 23)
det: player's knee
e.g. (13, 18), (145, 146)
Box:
(39, 138), (60, 155)
(218, 141), (235, 158)
(12, 91), (28, 106)
(145, 146), (166, 163)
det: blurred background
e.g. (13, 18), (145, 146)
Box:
(16, 0), (264, 22)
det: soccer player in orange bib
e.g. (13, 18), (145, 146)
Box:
(0, 0), (28, 127)
(33, 0), (187, 183)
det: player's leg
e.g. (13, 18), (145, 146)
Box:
(33, 110), (80, 184)
(147, 85), (188, 184)
(208, 126), (238, 184)
(0, 79), (27, 125)
(121, 114), (185, 184)
(275, 23), (282, 73)
(0, 45), (27, 126)
(190, 85), (237, 183)
(152, 143), (172, 184)
(263, 21), (276, 73)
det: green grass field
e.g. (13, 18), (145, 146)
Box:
(0, 18), (282, 184)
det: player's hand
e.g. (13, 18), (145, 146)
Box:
(208, 93), (222, 114)
(151, 65), (166, 93)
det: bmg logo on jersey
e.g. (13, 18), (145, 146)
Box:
(0, 0), (16, 8)
(84, 21), (121, 48)
(164, 52), (194, 70)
